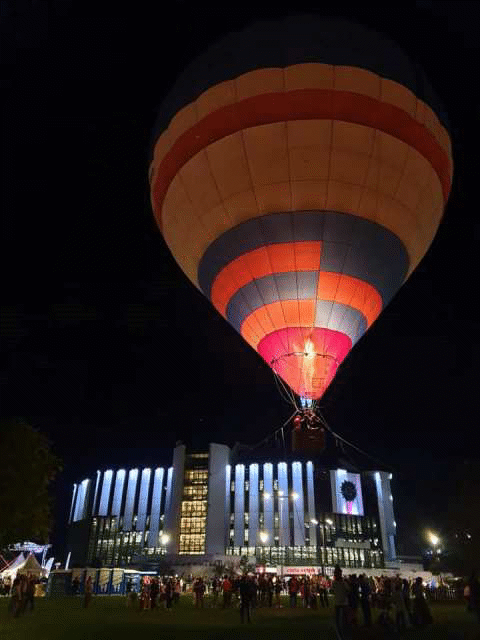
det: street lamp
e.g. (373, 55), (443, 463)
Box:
(427, 531), (441, 565)
(259, 531), (269, 544)
(325, 518), (333, 526)
(160, 533), (170, 546)
(429, 532), (440, 548)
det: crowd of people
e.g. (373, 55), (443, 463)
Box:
(125, 576), (182, 611)
(0, 574), (38, 617)
(331, 566), (437, 638)
(4, 564), (479, 631)
(117, 567), (470, 630)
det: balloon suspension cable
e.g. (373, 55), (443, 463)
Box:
(251, 399), (393, 473)
(272, 368), (300, 412)
(251, 408), (299, 452)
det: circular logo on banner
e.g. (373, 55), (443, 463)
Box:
(341, 480), (357, 502)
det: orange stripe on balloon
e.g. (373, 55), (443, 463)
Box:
(151, 89), (452, 231)
(317, 272), (382, 327)
(211, 241), (322, 316)
(240, 299), (316, 349)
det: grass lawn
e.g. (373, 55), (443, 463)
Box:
(0, 596), (478, 640)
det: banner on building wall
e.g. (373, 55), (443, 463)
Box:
(282, 566), (318, 575)
(333, 470), (364, 516)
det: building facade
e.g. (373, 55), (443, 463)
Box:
(67, 440), (396, 572)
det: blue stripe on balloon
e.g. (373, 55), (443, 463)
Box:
(198, 211), (409, 306)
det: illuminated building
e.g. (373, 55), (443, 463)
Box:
(66, 439), (397, 574)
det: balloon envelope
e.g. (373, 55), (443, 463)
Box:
(150, 17), (453, 399)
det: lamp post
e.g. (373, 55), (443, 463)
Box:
(427, 531), (441, 569)
(305, 519), (326, 575)
(428, 532), (440, 552)
(160, 533), (170, 555)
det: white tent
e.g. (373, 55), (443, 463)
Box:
(0, 553), (25, 577)
(0, 553), (45, 580)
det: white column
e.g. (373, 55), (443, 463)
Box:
(234, 464), (245, 547)
(225, 464), (231, 548)
(248, 463), (259, 547)
(92, 470), (101, 516)
(69, 484), (77, 524)
(147, 467), (165, 548)
(277, 462), (290, 546)
(263, 463), (274, 542)
(123, 468), (139, 530)
(375, 471), (397, 563)
(98, 470), (113, 516)
(164, 467), (173, 517)
(292, 461), (305, 546)
(136, 468), (152, 532)
(73, 478), (90, 522)
(111, 469), (126, 517)
(306, 461), (317, 547)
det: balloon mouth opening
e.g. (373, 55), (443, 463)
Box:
(270, 351), (339, 367)
(270, 351), (339, 400)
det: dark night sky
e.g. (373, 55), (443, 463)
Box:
(1, 1), (479, 557)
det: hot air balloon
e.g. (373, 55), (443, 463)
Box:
(149, 17), (452, 404)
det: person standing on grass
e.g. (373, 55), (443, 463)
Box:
(193, 577), (205, 608)
(359, 574), (372, 627)
(392, 579), (408, 631)
(211, 577), (219, 606)
(24, 575), (36, 613)
(412, 577), (433, 626)
(164, 579), (174, 612)
(266, 576), (274, 607)
(288, 576), (299, 608)
(174, 579), (181, 605)
(150, 578), (159, 609)
(319, 575), (328, 608)
(222, 575), (232, 608)
(9, 576), (20, 617)
(84, 576), (93, 608)
(274, 577), (282, 607)
(72, 576), (80, 596)
(239, 575), (253, 623)
(402, 579), (412, 623)
(332, 566), (350, 640)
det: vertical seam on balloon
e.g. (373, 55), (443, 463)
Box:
(231, 78), (289, 355)
(236, 126), (290, 360)
(392, 144), (433, 270)
(283, 65), (303, 397)
(320, 65), (336, 363)
(282, 67), (301, 394)
(339, 81), (386, 356)
(199, 121), (268, 349)
(328, 113), (380, 358)
(175, 105), (264, 349)
(232, 78), (289, 359)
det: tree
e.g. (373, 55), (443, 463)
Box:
(0, 418), (62, 549)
